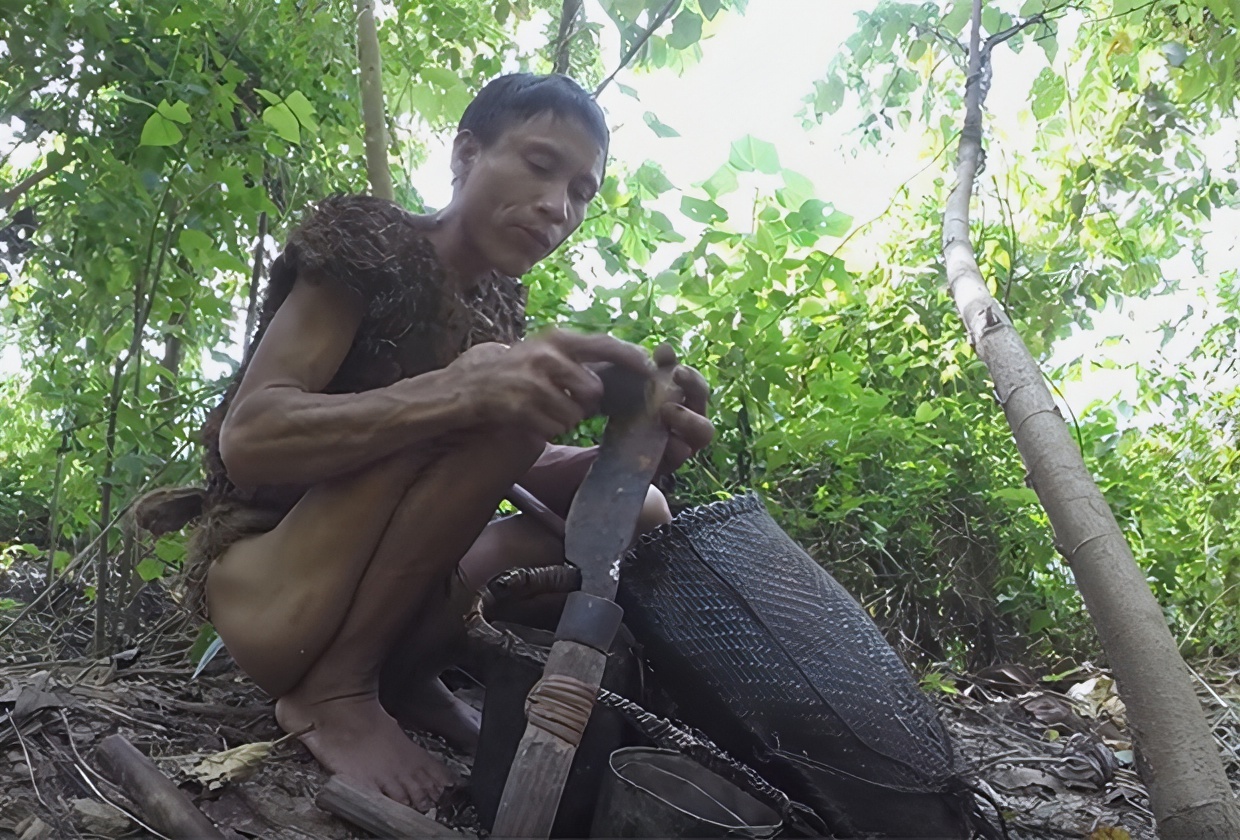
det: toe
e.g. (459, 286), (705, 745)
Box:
(405, 778), (434, 812)
(378, 776), (413, 807)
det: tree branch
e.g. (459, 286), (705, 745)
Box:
(551, 0), (584, 75)
(593, 0), (680, 98)
(1, 162), (62, 213)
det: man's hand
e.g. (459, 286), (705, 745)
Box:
(447, 330), (655, 441)
(659, 362), (714, 474)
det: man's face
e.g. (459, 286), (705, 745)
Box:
(452, 111), (606, 277)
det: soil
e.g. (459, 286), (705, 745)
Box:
(1, 558), (1237, 839)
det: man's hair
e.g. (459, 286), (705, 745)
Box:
(458, 73), (609, 159)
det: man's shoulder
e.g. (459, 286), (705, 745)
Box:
(294, 194), (434, 243)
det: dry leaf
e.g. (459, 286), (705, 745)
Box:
(1088, 826), (1132, 840)
(191, 741), (273, 788)
(187, 726), (305, 789)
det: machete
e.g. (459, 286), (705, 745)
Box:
(490, 347), (678, 839)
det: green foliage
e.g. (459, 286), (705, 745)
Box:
(1, 0), (1237, 668)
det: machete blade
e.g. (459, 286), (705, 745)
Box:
(564, 369), (672, 599)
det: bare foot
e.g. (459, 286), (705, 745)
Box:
(276, 689), (457, 811)
(384, 676), (481, 754)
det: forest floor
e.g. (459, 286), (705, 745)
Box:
(1, 559), (1237, 840)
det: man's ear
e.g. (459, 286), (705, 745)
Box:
(450, 130), (482, 186)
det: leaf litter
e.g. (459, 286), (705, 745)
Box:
(1, 558), (1237, 838)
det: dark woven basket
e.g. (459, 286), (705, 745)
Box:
(618, 493), (980, 838)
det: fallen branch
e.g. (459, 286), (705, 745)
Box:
(95, 734), (225, 839)
(316, 776), (460, 838)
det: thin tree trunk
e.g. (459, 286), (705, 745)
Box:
(93, 360), (124, 655)
(355, 0), (394, 201)
(43, 435), (67, 590)
(943, 2), (1240, 836)
(551, 0), (583, 74)
(242, 211), (267, 358)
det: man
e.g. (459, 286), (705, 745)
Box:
(190, 73), (713, 811)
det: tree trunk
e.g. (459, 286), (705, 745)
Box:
(943, 2), (1240, 837)
(355, 0), (394, 201)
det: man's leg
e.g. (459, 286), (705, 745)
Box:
(376, 469), (672, 751)
(206, 430), (544, 809)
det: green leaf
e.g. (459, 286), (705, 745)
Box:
(136, 556), (164, 582)
(1030, 68), (1066, 119)
(941, 0), (971, 34)
(1112, 0), (1145, 14)
(792, 199), (852, 237)
(178, 229), (213, 253)
(422, 67), (461, 89)
(156, 99), (191, 124)
(700, 164), (739, 198)
(643, 111), (680, 137)
(1029, 609), (1054, 635)
(667, 11), (703, 50)
(188, 622), (219, 664)
(262, 103), (301, 143)
(139, 113), (183, 146)
(253, 87), (283, 106)
(778, 169), (816, 208)
(981, 5), (1002, 34)
(284, 90), (317, 126)
(813, 76), (846, 116)
(728, 135), (780, 174)
(680, 196), (728, 224)
(633, 161), (675, 197)
(993, 487), (1040, 506)
(914, 401), (942, 423)
(700, 0), (722, 20)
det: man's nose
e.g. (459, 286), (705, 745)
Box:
(536, 185), (569, 224)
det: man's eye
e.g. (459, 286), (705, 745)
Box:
(527, 158), (553, 173)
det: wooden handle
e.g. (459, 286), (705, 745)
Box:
(490, 639), (608, 839)
(316, 776), (459, 838)
(96, 734), (225, 839)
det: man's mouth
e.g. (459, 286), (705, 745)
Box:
(515, 225), (552, 250)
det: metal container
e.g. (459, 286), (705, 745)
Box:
(590, 747), (783, 838)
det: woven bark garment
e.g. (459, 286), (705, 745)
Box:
(185, 195), (528, 614)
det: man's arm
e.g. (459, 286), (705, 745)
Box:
(219, 274), (468, 487)
(219, 272), (656, 489)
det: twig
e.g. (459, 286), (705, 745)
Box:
(594, 0), (680, 98)
(9, 714), (50, 811)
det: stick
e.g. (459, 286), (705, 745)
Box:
(505, 483), (566, 539)
(316, 776), (460, 838)
(95, 734), (225, 839)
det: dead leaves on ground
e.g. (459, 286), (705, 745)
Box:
(185, 726), (308, 789)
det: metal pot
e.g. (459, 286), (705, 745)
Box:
(591, 747), (783, 838)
